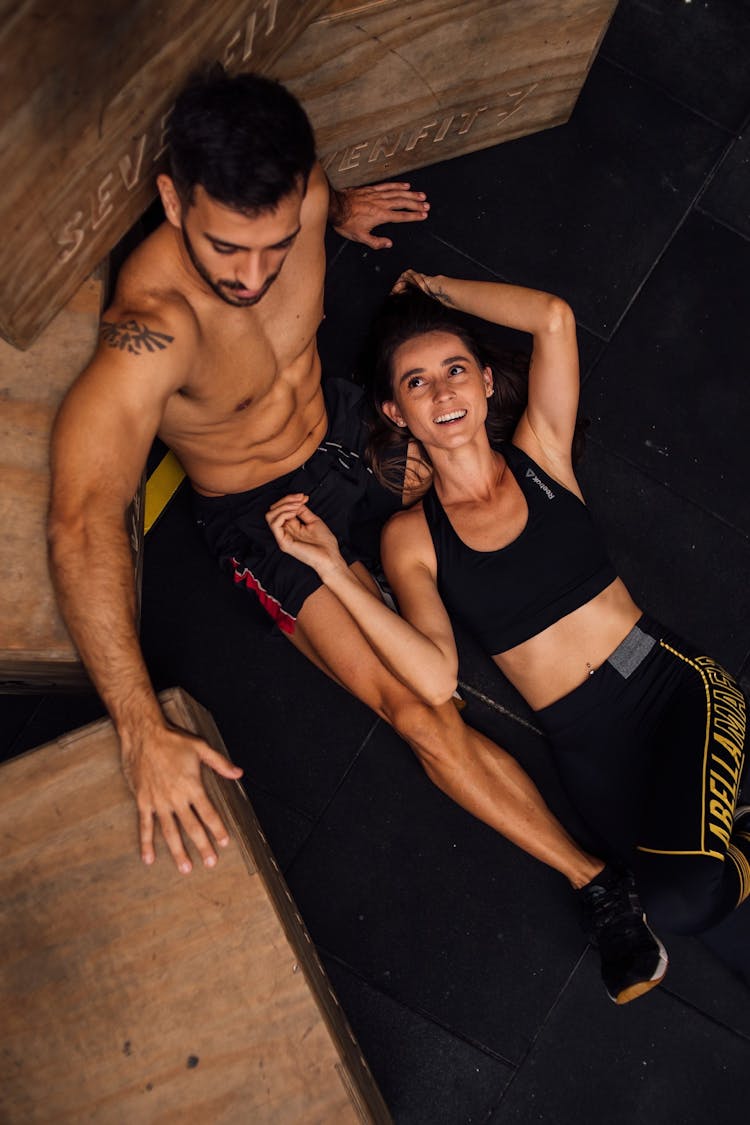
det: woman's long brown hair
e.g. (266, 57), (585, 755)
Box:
(360, 285), (577, 494)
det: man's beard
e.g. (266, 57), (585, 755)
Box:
(181, 224), (279, 307)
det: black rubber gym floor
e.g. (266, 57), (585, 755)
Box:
(4, 2), (750, 1120)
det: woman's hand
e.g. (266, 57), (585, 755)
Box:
(265, 494), (346, 579)
(391, 269), (455, 307)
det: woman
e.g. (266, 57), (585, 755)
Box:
(267, 272), (749, 986)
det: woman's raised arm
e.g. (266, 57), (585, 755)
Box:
(394, 270), (580, 460)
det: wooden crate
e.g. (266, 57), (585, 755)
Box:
(0, 0), (328, 350)
(0, 688), (390, 1124)
(0, 270), (143, 692)
(274, 0), (618, 188)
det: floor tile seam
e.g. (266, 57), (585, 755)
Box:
(601, 178), (731, 348)
(568, 69), (741, 350)
(282, 714), (383, 881)
(578, 337), (609, 390)
(689, 121), (750, 228)
(326, 236), (350, 271)
(660, 984), (750, 1045)
(427, 232), (644, 365)
(428, 233), (508, 282)
(318, 947), (522, 1073)
(244, 776), (316, 825)
(693, 202), (750, 246)
(424, 233), (617, 342)
(4, 694), (50, 758)
(597, 53), (739, 136)
(585, 434), (750, 544)
(485, 947), (591, 1116)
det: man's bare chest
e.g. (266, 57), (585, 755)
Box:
(179, 296), (322, 414)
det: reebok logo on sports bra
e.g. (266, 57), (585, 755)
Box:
(525, 467), (555, 499)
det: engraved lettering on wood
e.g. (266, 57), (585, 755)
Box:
(321, 84), (538, 178)
(277, 0), (617, 188)
(54, 1), (285, 268)
(0, 0), (328, 349)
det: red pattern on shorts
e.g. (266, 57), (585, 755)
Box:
(232, 558), (297, 635)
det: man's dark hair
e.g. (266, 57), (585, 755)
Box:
(167, 67), (316, 212)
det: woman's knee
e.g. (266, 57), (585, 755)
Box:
(383, 693), (460, 764)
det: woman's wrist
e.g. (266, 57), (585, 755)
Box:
(319, 554), (351, 588)
(428, 275), (456, 307)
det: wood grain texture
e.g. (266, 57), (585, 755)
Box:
(0, 270), (143, 691)
(274, 0), (618, 188)
(0, 0), (328, 349)
(0, 688), (390, 1124)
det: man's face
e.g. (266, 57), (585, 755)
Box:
(179, 184), (304, 308)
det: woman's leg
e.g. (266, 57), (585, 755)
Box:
(293, 579), (603, 887)
(293, 581), (668, 1003)
(632, 644), (750, 935)
(540, 623), (750, 942)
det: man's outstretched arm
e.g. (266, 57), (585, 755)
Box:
(48, 312), (242, 873)
(327, 179), (430, 249)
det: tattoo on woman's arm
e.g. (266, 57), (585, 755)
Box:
(429, 284), (455, 307)
(101, 319), (174, 355)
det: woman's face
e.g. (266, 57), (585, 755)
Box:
(382, 330), (493, 447)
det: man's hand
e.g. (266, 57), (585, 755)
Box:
(329, 182), (429, 249)
(121, 722), (244, 873)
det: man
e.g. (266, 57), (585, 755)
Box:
(48, 70), (665, 1004)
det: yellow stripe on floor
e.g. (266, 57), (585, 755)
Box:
(144, 451), (185, 534)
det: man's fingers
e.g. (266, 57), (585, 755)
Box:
(179, 804), (220, 868)
(358, 232), (393, 250)
(366, 184), (427, 202)
(374, 194), (429, 211)
(199, 742), (244, 780)
(383, 207), (429, 224)
(369, 181), (413, 191)
(157, 807), (194, 875)
(191, 793), (232, 853)
(138, 804), (156, 866)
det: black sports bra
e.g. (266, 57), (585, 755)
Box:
(422, 443), (617, 653)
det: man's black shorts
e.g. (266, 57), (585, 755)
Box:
(192, 378), (402, 635)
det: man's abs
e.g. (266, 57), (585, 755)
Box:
(158, 340), (328, 496)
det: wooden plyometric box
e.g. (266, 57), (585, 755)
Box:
(0, 688), (390, 1124)
(0, 0), (329, 350)
(274, 0), (618, 188)
(0, 270), (143, 691)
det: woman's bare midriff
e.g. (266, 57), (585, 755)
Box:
(493, 578), (643, 710)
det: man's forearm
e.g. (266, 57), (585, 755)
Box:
(48, 511), (163, 741)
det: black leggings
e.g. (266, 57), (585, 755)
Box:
(536, 616), (749, 936)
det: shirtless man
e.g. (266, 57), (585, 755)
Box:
(48, 70), (615, 933)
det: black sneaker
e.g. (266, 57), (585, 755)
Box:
(578, 863), (668, 1005)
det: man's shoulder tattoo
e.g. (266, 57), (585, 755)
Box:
(101, 319), (174, 355)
